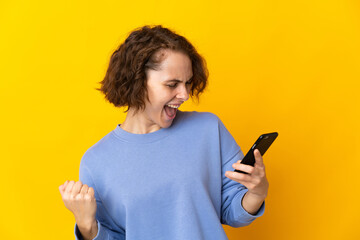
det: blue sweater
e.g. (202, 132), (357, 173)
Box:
(74, 111), (265, 240)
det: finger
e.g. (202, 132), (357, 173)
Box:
(59, 180), (69, 193)
(254, 149), (265, 167)
(225, 171), (252, 183)
(80, 184), (89, 195)
(236, 159), (242, 164)
(59, 183), (66, 194)
(253, 149), (267, 177)
(71, 181), (83, 196)
(64, 180), (69, 188)
(87, 187), (95, 199)
(232, 162), (255, 175)
(59, 185), (64, 194)
(85, 187), (95, 200)
(65, 181), (75, 193)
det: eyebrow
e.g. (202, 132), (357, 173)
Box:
(164, 76), (193, 83)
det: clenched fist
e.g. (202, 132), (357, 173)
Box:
(59, 180), (97, 227)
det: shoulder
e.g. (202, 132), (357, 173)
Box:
(177, 111), (235, 138)
(172, 111), (225, 137)
(178, 111), (221, 126)
(79, 131), (115, 168)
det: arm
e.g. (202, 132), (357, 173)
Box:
(75, 219), (98, 240)
(217, 117), (266, 227)
(221, 151), (266, 227)
(226, 149), (269, 215)
(75, 218), (120, 240)
(74, 152), (125, 240)
(74, 207), (125, 240)
(241, 191), (266, 215)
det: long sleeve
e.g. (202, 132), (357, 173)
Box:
(74, 219), (113, 240)
(74, 152), (125, 240)
(218, 118), (265, 227)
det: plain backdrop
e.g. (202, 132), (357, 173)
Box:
(1, 0), (359, 239)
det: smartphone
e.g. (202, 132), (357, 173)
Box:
(234, 132), (278, 174)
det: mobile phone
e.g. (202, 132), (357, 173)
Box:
(234, 132), (278, 174)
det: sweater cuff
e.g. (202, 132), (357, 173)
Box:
(74, 220), (106, 240)
(235, 189), (265, 222)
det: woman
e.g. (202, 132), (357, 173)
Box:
(59, 25), (269, 240)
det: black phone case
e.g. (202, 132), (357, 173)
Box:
(234, 132), (278, 174)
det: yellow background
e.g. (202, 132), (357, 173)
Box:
(1, 0), (359, 239)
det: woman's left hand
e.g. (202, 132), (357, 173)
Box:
(225, 149), (269, 199)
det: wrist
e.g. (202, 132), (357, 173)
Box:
(76, 218), (98, 240)
(77, 218), (97, 230)
(246, 190), (267, 201)
(242, 191), (266, 215)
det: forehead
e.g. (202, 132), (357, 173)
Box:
(153, 49), (193, 78)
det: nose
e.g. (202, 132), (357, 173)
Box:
(176, 84), (190, 102)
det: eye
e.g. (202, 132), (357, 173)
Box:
(186, 80), (192, 85)
(167, 83), (178, 88)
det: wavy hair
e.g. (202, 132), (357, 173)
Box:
(96, 25), (209, 112)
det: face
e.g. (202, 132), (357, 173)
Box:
(141, 49), (193, 129)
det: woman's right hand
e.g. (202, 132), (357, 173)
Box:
(59, 180), (97, 226)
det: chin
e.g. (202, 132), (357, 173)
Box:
(160, 121), (173, 129)
(156, 112), (175, 129)
(159, 118), (174, 129)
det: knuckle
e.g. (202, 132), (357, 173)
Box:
(84, 194), (92, 200)
(62, 192), (70, 198)
(75, 194), (83, 200)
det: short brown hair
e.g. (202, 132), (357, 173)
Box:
(96, 25), (209, 112)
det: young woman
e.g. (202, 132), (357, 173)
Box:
(59, 25), (269, 240)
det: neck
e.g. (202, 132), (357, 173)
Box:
(120, 108), (161, 134)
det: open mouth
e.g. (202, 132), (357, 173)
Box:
(164, 104), (180, 119)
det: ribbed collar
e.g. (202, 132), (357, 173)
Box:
(112, 110), (184, 144)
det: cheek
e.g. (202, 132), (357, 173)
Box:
(146, 93), (167, 113)
(151, 90), (172, 107)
